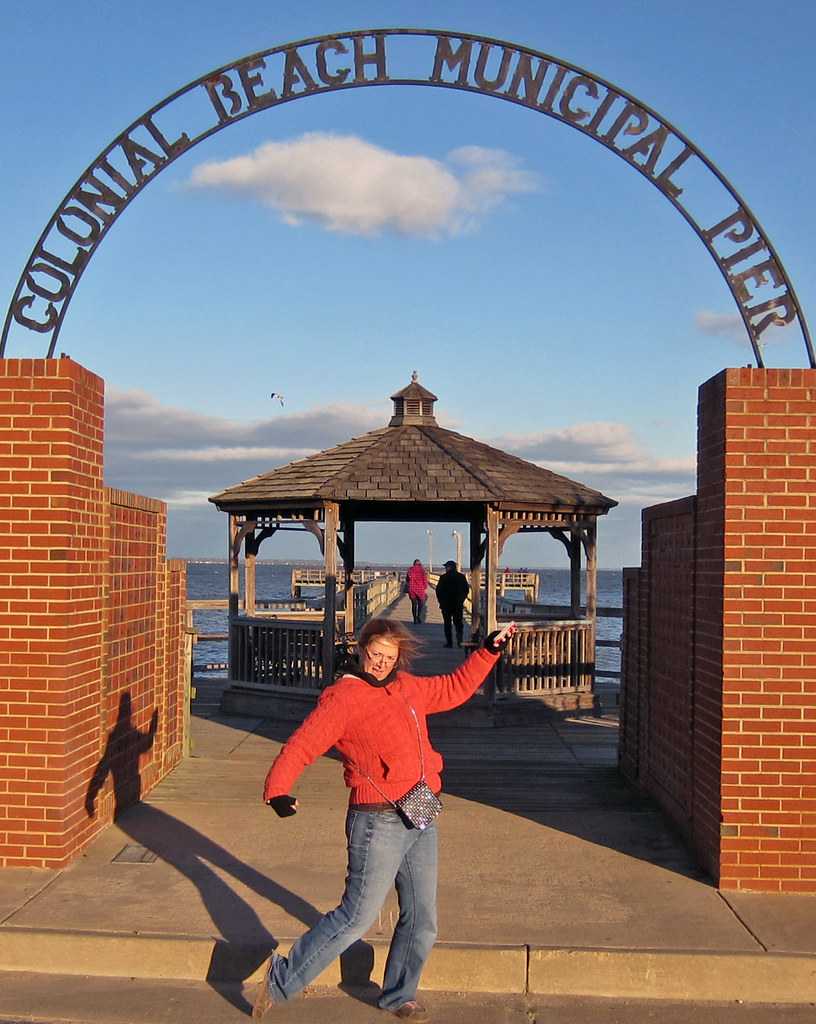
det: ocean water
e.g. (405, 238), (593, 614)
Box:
(187, 562), (622, 679)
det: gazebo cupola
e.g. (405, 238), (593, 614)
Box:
(388, 371), (438, 426)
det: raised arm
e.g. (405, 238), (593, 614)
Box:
(414, 626), (516, 714)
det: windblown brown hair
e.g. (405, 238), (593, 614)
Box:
(357, 617), (420, 669)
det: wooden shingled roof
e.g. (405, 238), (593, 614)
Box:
(209, 375), (617, 516)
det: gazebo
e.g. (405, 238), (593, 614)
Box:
(209, 374), (616, 716)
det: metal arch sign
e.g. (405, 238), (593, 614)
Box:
(2, 28), (813, 368)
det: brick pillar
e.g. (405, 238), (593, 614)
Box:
(693, 371), (729, 880)
(0, 358), (107, 866)
(697, 368), (816, 892)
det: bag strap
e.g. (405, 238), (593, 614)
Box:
(394, 683), (426, 779)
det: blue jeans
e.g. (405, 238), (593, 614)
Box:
(266, 808), (438, 1010)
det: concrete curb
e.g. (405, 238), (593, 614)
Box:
(529, 947), (816, 1003)
(0, 927), (216, 981)
(3, 929), (815, 1004)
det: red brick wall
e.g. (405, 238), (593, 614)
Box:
(621, 500), (701, 849)
(623, 368), (816, 891)
(643, 498), (697, 827)
(710, 368), (816, 892)
(0, 358), (186, 868)
(619, 567), (642, 783)
(88, 490), (187, 826)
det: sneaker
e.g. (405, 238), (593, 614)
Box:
(389, 1002), (429, 1022)
(252, 952), (278, 1018)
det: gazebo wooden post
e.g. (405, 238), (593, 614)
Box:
(585, 522), (597, 620)
(322, 501), (340, 684)
(468, 514), (483, 638)
(245, 527), (257, 617)
(228, 515), (241, 675)
(485, 506), (500, 635)
(569, 530), (582, 618)
(584, 522), (598, 688)
(342, 516), (355, 637)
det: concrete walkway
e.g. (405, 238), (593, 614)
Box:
(1, 597), (815, 1015)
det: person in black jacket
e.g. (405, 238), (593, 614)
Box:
(435, 561), (470, 647)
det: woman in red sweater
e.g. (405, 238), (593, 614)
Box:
(253, 616), (514, 1022)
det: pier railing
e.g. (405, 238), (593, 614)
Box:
(496, 571), (539, 601)
(353, 574), (403, 624)
(292, 567), (538, 601)
(497, 599), (622, 683)
(291, 567), (399, 598)
(495, 620), (593, 694)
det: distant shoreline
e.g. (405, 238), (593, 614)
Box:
(183, 558), (624, 571)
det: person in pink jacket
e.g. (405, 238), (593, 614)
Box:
(405, 559), (429, 623)
(253, 616), (515, 1022)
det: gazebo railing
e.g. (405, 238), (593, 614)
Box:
(232, 616), (324, 689)
(495, 620), (594, 695)
(227, 599), (594, 703)
(230, 577), (403, 689)
(229, 616), (594, 694)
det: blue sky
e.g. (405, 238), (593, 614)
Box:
(2, 1), (814, 568)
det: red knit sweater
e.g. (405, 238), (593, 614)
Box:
(263, 647), (499, 806)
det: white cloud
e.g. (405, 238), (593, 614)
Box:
(489, 421), (644, 465)
(134, 446), (317, 462)
(164, 489), (221, 508)
(694, 310), (750, 345)
(186, 132), (539, 237)
(694, 309), (799, 355)
(537, 457), (696, 477)
(486, 421), (696, 503)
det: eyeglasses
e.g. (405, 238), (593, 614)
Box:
(366, 649), (398, 665)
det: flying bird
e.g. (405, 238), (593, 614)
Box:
(270, 392), (285, 406)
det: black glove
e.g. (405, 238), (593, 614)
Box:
(266, 794), (298, 817)
(484, 628), (512, 653)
